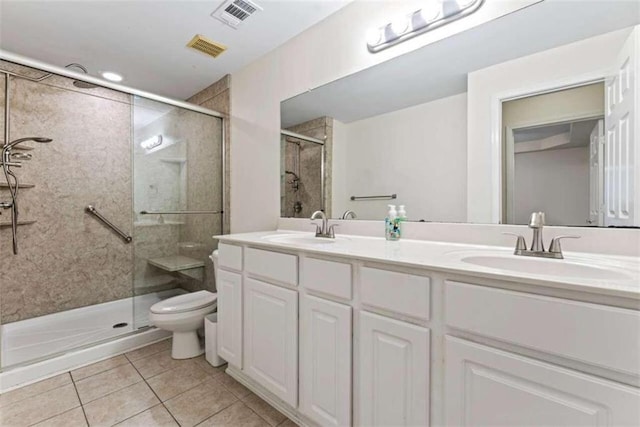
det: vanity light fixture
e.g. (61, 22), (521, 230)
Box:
(101, 71), (123, 82)
(367, 0), (484, 52)
(141, 135), (163, 151)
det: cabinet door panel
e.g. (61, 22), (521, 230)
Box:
(358, 311), (430, 426)
(445, 336), (640, 427)
(217, 269), (242, 368)
(244, 278), (298, 406)
(300, 295), (352, 426)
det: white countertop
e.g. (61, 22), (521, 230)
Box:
(215, 230), (640, 301)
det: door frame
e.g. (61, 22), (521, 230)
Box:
(504, 113), (604, 224)
(489, 72), (607, 223)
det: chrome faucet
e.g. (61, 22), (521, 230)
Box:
(504, 211), (579, 259)
(341, 210), (357, 220)
(310, 210), (338, 238)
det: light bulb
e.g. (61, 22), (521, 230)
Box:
(390, 16), (410, 36)
(456, 0), (477, 8)
(366, 28), (383, 46)
(419, 0), (442, 23)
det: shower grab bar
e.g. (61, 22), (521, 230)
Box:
(140, 210), (223, 215)
(86, 205), (132, 243)
(350, 194), (397, 201)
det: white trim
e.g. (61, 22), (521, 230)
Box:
(0, 50), (224, 118)
(280, 129), (325, 145)
(489, 70), (610, 223)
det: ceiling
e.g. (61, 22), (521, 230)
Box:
(0, 0), (350, 100)
(281, 0), (640, 127)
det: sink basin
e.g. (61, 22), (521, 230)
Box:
(262, 233), (350, 246)
(460, 254), (633, 281)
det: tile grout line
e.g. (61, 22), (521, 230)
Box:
(240, 393), (286, 427)
(73, 362), (145, 406)
(70, 371), (91, 427)
(127, 355), (182, 426)
(71, 356), (130, 383)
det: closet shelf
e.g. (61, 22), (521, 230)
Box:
(147, 255), (204, 272)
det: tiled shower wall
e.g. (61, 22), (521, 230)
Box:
(0, 63), (228, 323)
(133, 101), (223, 295)
(0, 61), (133, 323)
(282, 117), (333, 218)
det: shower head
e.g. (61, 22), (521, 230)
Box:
(3, 137), (53, 150)
(65, 63), (99, 89)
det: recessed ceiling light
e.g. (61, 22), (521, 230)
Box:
(101, 71), (123, 82)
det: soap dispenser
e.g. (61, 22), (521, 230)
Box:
(385, 204), (400, 241)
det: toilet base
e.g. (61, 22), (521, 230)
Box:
(171, 331), (204, 359)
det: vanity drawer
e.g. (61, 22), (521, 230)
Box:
(301, 257), (352, 300)
(445, 281), (640, 376)
(245, 247), (298, 286)
(360, 267), (430, 321)
(218, 243), (243, 272)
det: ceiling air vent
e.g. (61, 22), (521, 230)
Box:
(186, 34), (227, 58)
(211, 0), (262, 29)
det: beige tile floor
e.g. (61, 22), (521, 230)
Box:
(0, 339), (296, 427)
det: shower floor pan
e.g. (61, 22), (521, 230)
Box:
(1, 289), (185, 368)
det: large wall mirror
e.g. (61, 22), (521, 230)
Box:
(280, 0), (640, 227)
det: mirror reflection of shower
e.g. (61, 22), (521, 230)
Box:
(280, 130), (325, 218)
(285, 138), (303, 214)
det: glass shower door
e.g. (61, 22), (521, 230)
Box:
(131, 96), (223, 330)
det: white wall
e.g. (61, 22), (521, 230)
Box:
(466, 27), (632, 224)
(230, 0), (538, 232)
(332, 93), (467, 221)
(514, 147), (590, 226)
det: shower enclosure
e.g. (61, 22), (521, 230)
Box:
(0, 58), (225, 373)
(280, 130), (325, 218)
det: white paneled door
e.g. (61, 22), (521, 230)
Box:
(604, 27), (638, 226)
(217, 269), (242, 368)
(300, 295), (352, 426)
(358, 311), (430, 426)
(243, 278), (298, 406)
(445, 336), (640, 426)
(589, 119), (605, 226)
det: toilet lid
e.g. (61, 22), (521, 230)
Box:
(150, 290), (217, 314)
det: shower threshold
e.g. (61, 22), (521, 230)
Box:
(0, 289), (184, 369)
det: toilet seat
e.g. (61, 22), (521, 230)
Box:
(150, 290), (217, 315)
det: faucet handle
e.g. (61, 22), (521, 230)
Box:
(310, 222), (322, 236)
(502, 232), (527, 252)
(548, 235), (580, 255)
(327, 224), (339, 238)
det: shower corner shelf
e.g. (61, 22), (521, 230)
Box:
(160, 158), (187, 164)
(1, 182), (36, 188)
(11, 144), (35, 151)
(147, 255), (204, 273)
(0, 219), (36, 227)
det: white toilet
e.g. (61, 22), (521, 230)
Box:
(149, 250), (219, 359)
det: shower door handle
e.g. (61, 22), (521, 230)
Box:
(86, 205), (132, 243)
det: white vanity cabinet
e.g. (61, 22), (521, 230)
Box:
(445, 336), (640, 426)
(216, 269), (243, 368)
(215, 237), (639, 427)
(216, 243), (244, 369)
(299, 294), (352, 426)
(358, 311), (430, 426)
(244, 277), (298, 406)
